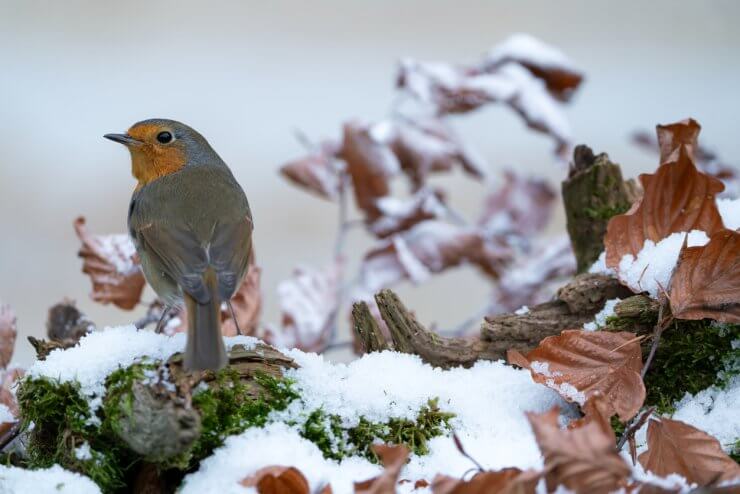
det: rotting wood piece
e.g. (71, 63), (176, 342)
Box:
(351, 301), (391, 353)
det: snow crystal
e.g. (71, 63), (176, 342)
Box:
(671, 375), (740, 453)
(515, 305), (530, 315)
(616, 230), (709, 297)
(0, 403), (14, 424)
(583, 298), (620, 331)
(25, 325), (258, 414)
(718, 197), (740, 230)
(74, 442), (93, 461)
(0, 464), (101, 494)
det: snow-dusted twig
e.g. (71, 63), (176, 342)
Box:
(616, 406), (655, 453)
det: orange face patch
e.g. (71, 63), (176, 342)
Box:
(126, 123), (187, 188)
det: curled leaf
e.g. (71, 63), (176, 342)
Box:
(527, 407), (630, 494)
(604, 144), (725, 269)
(239, 465), (309, 494)
(668, 229), (740, 323)
(280, 140), (340, 200)
(484, 33), (583, 100)
(74, 217), (146, 310)
(340, 121), (400, 221)
(431, 469), (539, 494)
(638, 417), (740, 486)
(0, 303), (17, 369)
(354, 444), (410, 494)
(656, 118), (700, 164)
(369, 188), (448, 238)
(510, 329), (645, 421)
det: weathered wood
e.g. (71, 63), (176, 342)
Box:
(352, 301), (390, 353)
(562, 145), (636, 272)
(556, 273), (633, 314)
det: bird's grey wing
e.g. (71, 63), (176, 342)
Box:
(132, 219), (212, 304)
(208, 214), (253, 300)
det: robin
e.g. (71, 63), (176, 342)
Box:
(105, 119), (253, 371)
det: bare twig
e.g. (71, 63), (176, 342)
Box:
(616, 406), (655, 453)
(641, 301), (672, 380)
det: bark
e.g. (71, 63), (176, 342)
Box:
(351, 301), (390, 352)
(352, 276), (633, 368)
(562, 145), (637, 272)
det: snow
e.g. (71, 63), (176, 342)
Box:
(718, 197), (740, 230)
(0, 404), (14, 424)
(616, 230), (710, 297)
(25, 325), (259, 414)
(583, 298), (620, 331)
(515, 305), (530, 315)
(486, 33), (581, 75)
(671, 375), (740, 453)
(183, 350), (575, 494)
(529, 361), (586, 405)
(0, 464), (101, 494)
(74, 442), (92, 461)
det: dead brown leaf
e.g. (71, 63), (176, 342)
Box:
(604, 145), (725, 269)
(638, 417), (740, 486)
(276, 263), (341, 352)
(354, 444), (410, 494)
(369, 188), (448, 238)
(656, 118), (701, 165)
(359, 221), (511, 294)
(527, 407), (630, 494)
(0, 367), (23, 419)
(431, 468), (539, 494)
(239, 465), (310, 493)
(567, 393), (617, 441)
(483, 33), (584, 101)
(280, 139), (341, 201)
(510, 330), (645, 421)
(0, 303), (17, 369)
(668, 229), (740, 323)
(74, 217), (146, 310)
(340, 121), (400, 222)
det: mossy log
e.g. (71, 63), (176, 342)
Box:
(562, 145), (639, 272)
(352, 275), (633, 368)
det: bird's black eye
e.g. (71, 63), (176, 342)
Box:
(156, 131), (173, 144)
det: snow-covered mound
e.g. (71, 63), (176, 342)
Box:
(0, 465), (101, 494)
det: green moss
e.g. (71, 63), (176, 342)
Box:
(584, 203), (630, 220)
(643, 322), (739, 414)
(189, 370), (299, 462)
(301, 399), (454, 461)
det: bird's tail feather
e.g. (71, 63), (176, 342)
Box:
(184, 270), (228, 371)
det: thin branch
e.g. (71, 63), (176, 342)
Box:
(616, 406), (655, 453)
(641, 301), (672, 380)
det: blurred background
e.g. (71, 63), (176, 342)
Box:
(1, 0), (739, 365)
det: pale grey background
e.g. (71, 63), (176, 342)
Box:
(1, 1), (739, 365)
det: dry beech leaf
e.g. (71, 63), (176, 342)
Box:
(668, 229), (740, 323)
(510, 330), (645, 421)
(0, 303), (17, 369)
(359, 221), (511, 294)
(239, 465), (309, 494)
(431, 468), (539, 494)
(388, 118), (486, 189)
(656, 118), (700, 165)
(567, 393), (616, 441)
(478, 170), (556, 237)
(638, 417), (740, 486)
(221, 261), (263, 336)
(483, 33), (583, 100)
(340, 121), (400, 221)
(604, 135), (725, 270)
(354, 444), (410, 494)
(280, 140), (340, 201)
(527, 407), (630, 494)
(397, 58), (572, 155)
(276, 263), (341, 352)
(369, 188), (448, 238)
(74, 217), (146, 310)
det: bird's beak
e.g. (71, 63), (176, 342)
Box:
(103, 133), (143, 147)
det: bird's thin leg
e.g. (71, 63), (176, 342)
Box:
(226, 301), (243, 336)
(154, 306), (172, 334)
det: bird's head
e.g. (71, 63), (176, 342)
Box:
(105, 119), (211, 188)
